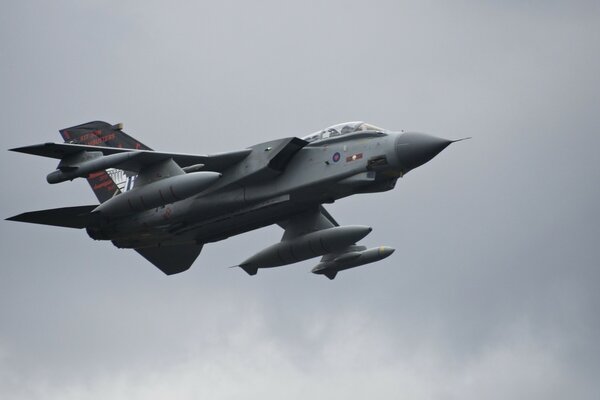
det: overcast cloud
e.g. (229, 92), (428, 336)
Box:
(1, 1), (599, 399)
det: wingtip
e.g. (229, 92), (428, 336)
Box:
(9, 143), (54, 154)
(5, 213), (28, 222)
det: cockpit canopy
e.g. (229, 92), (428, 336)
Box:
(302, 121), (386, 143)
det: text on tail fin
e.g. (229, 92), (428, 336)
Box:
(59, 121), (152, 203)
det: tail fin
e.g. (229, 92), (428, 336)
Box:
(59, 121), (152, 203)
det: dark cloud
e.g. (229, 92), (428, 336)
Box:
(1, 1), (599, 398)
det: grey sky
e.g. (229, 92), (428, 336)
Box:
(1, 1), (599, 399)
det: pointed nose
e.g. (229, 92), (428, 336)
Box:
(395, 132), (452, 174)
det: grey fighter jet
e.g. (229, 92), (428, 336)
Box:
(7, 121), (465, 279)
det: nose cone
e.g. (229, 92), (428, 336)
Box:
(395, 132), (452, 174)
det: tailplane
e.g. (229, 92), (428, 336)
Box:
(59, 121), (152, 203)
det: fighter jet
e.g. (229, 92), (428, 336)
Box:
(7, 121), (465, 279)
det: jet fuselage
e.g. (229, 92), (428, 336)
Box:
(92, 130), (448, 249)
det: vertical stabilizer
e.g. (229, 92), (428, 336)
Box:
(59, 121), (152, 202)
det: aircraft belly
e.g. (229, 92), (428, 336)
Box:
(103, 194), (306, 248)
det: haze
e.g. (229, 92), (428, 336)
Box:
(1, 1), (599, 399)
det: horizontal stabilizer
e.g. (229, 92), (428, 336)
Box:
(6, 205), (98, 229)
(135, 243), (203, 275)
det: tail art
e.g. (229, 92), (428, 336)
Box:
(59, 121), (152, 202)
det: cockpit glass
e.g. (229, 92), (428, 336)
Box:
(303, 121), (385, 142)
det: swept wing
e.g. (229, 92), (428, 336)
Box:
(10, 142), (251, 173)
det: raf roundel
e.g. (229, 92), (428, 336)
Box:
(332, 152), (341, 163)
